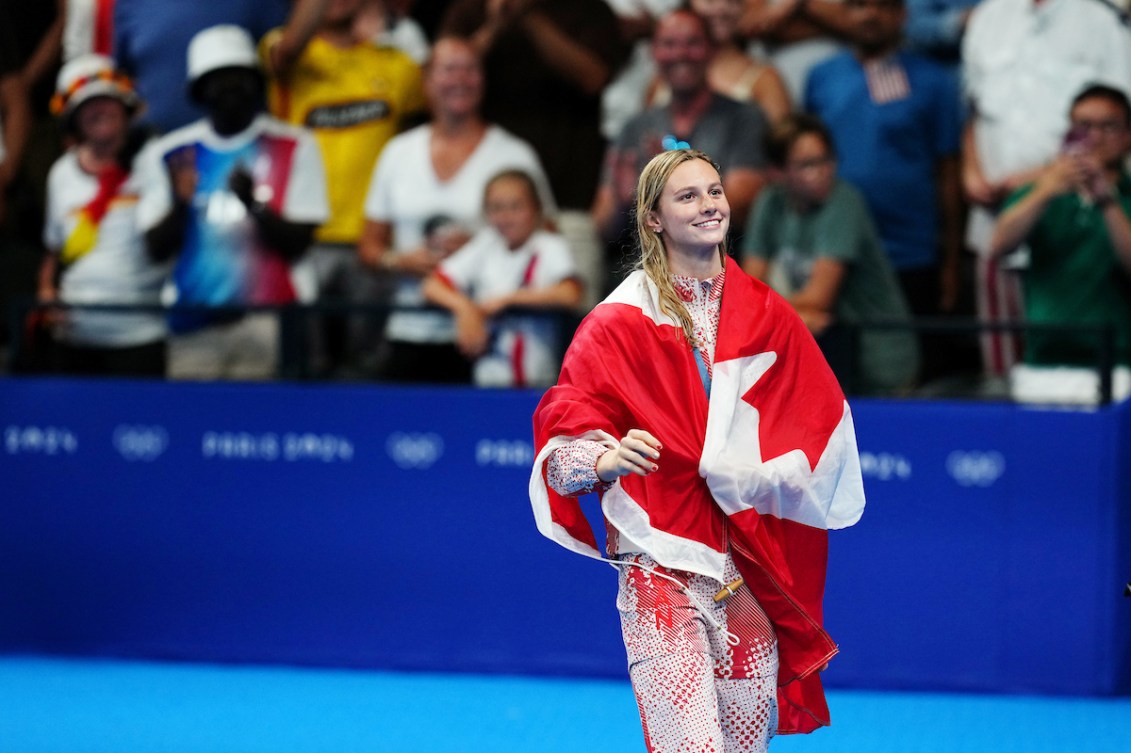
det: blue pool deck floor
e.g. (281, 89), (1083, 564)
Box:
(2, 655), (1129, 753)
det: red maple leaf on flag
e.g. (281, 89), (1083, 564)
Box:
(740, 344), (845, 472)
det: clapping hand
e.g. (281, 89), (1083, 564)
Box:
(167, 146), (199, 205)
(228, 166), (256, 209)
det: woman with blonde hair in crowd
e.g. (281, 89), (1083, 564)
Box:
(358, 35), (554, 384)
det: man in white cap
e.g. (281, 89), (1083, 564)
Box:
(37, 53), (168, 377)
(136, 24), (329, 381)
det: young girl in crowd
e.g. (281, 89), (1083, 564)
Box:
(422, 169), (581, 387)
(529, 149), (865, 752)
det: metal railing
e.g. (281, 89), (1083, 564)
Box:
(2, 299), (1121, 404)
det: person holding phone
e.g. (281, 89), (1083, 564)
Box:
(989, 84), (1131, 404)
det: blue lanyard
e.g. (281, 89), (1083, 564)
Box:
(693, 347), (712, 399)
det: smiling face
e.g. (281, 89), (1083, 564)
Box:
(647, 157), (730, 256)
(425, 38), (484, 120)
(652, 11), (712, 97)
(74, 96), (129, 147)
(485, 174), (542, 250)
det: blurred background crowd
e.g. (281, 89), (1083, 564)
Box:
(1, 0), (1129, 404)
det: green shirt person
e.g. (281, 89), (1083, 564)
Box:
(742, 113), (919, 395)
(991, 84), (1131, 405)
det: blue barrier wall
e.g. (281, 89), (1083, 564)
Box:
(1, 379), (1128, 695)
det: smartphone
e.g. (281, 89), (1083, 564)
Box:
(1061, 124), (1092, 156)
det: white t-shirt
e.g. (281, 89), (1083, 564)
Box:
(363, 123), (556, 344)
(43, 150), (170, 346)
(137, 114), (329, 233)
(439, 227), (578, 387)
(964, 0), (1131, 184)
(963, 0), (1131, 253)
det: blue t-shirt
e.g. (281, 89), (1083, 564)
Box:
(114, 0), (290, 134)
(805, 51), (961, 270)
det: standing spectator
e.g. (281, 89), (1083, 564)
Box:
(600, 0), (682, 141)
(649, 0), (792, 125)
(738, 0), (855, 102)
(903, 0), (979, 69)
(37, 54), (167, 377)
(422, 169), (582, 387)
(962, 0), (1131, 379)
(354, 0), (432, 64)
(261, 0), (426, 374)
(742, 114), (919, 394)
(805, 0), (962, 380)
(113, 0), (329, 134)
(358, 36), (555, 384)
(136, 25), (329, 380)
(989, 85), (1131, 405)
(593, 9), (769, 250)
(0, 1), (62, 370)
(441, 0), (628, 310)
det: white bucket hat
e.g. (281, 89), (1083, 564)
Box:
(51, 54), (140, 118)
(186, 24), (261, 101)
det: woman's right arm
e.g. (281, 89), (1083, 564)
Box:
(546, 429), (661, 497)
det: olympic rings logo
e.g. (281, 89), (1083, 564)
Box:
(385, 432), (445, 470)
(113, 425), (169, 462)
(946, 450), (1006, 488)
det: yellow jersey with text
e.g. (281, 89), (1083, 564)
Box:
(261, 31), (425, 243)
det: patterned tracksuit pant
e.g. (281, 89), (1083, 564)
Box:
(617, 552), (779, 753)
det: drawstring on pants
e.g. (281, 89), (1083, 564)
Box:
(609, 559), (742, 647)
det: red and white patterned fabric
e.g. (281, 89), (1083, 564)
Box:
(619, 552), (779, 753)
(529, 255), (866, 734)
(546, 269), (723, 496)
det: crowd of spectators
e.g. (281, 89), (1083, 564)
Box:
(0, 0), (1129, 405)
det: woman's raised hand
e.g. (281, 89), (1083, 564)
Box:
(596, 429), (662, 483)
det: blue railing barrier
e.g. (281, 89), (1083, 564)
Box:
(1, 378), (1128, 696)
(4, 300), (1121, 403)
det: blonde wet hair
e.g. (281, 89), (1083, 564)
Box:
(634, 148), (727, 346)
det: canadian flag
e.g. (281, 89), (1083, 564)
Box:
(530, 256), (865, 734)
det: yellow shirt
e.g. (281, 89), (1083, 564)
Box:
(261, 30), (426, 243)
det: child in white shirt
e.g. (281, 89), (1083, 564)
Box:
(422, 169), (583, 387)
